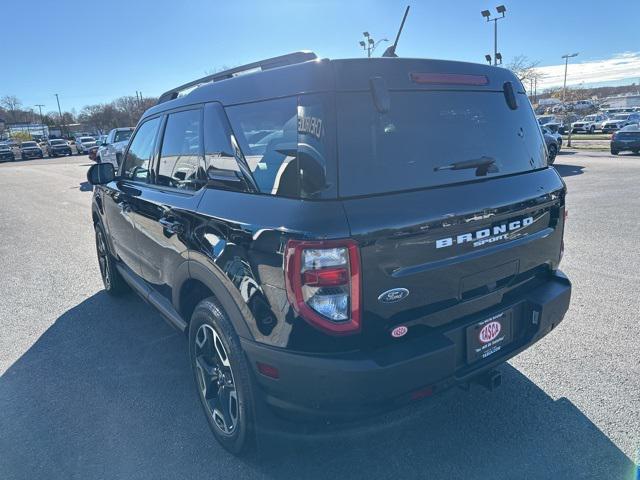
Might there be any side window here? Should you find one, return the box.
[122,117,161,182]
[202,103,249,192]
[226,97,299,196]
[156,109,203,191]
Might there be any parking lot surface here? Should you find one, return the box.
[0,151,638,479]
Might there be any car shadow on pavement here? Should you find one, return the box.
[554,164,585,177]
[0,292,635,480]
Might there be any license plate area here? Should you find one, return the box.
[466,310,513,364]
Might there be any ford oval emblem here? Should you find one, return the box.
[378,288,409,303]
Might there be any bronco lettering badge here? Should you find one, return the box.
[436,216,534,249]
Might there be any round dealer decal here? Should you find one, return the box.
[479,321,501,344]
[391,326,408,338]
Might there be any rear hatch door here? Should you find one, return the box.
[333,59,566,341]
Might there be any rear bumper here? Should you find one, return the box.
[611,140,640,151]
[21,150,42,158]
[243,271,571,421]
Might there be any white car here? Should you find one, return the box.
[76,136,97,154]
[96,127,134,166]
[570,100,595,111]
[571,114,608,134]
[601,113,640,133]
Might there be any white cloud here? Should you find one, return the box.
[534,52,640,90]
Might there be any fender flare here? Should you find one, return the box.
[177,259,254,340]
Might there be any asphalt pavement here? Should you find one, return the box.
[0,151,638,479]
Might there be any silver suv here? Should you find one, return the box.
[96,128,134,166]
[75,136,97,154]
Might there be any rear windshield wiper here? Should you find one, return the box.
[434,156,497,176]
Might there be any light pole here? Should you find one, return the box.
[561,52,578,103]
[481,5,506,66]
[35,104,45,138]
[54,93,65,138]
[359,32,388,58]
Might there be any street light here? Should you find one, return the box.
[485,54,492,65]
[359,32,388,58]
[495,52,502,65]
[561,52,579,103]
[481,5,506,66]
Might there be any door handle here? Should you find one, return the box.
[159,217,184,235]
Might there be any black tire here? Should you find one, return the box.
[589,125,595,134]
[611,149,619,155]
[189,297,255,455]
[547,144,558,164]
[94,222,129,295]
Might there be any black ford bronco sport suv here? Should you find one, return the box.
[87,52,571,454]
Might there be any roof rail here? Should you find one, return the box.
[157,51,318,105]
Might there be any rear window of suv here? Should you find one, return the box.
[336,90,546,197]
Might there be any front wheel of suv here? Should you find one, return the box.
[189,297,255,455]
[94,222,129,295]
[548,144,558,164]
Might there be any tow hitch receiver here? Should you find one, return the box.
[474,369,502,391]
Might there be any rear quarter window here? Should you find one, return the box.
[226,95,336,199]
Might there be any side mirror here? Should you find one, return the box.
[87,163,115,185]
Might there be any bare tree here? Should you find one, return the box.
[506,55,543,85]
[1,95,24,123]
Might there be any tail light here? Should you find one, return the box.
[284,239,361,335]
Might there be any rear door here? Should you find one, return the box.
[102,116,162,275]
[335,74,565,340]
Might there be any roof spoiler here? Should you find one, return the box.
[157,51,318,105]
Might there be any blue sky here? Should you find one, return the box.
[3,0,639,113]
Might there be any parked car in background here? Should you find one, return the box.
[46,139,73,157]
[570,100,595,111]
[19,141,44,159]
[542,126,562,149]
[610,124,640,155]
[601,113,640,133]
[543,128,560,164]
[75,136,98,154]
[0,143,15,162]
[537,115,563,133]
[96,127,134,166]
[571,114,608,134]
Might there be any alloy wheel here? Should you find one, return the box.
[194,324,239,435]
[95,229,111,289]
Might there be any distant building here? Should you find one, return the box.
[7,123,49,139]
